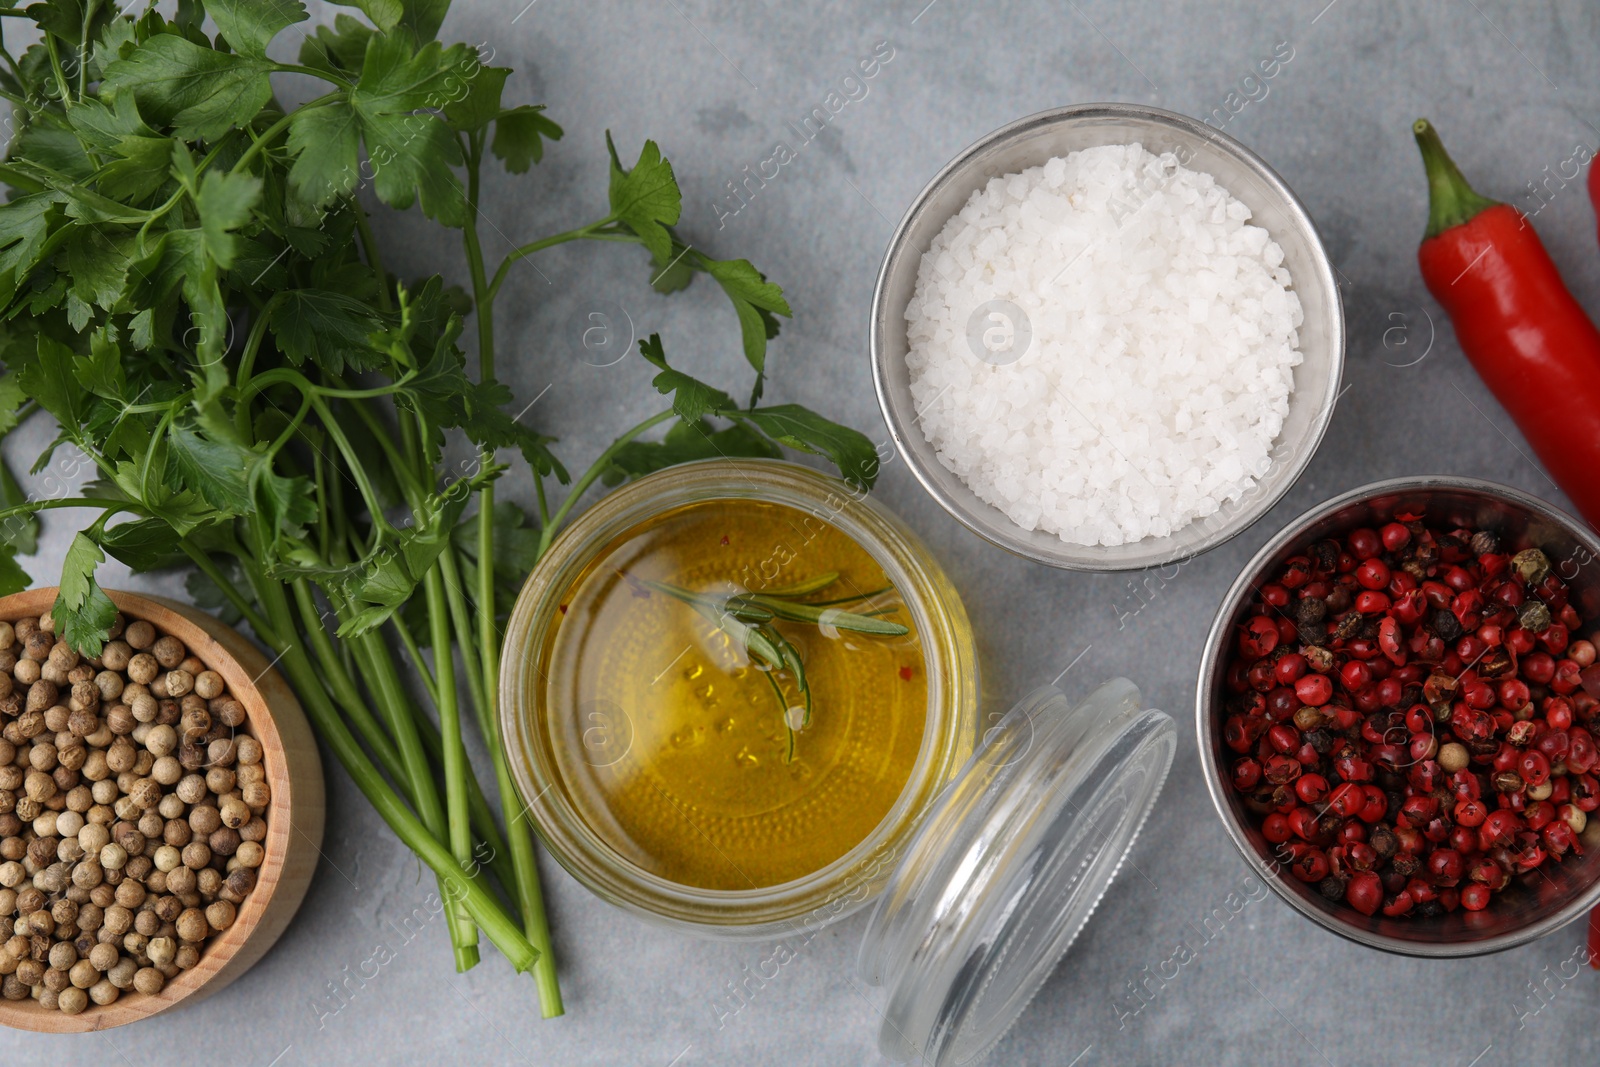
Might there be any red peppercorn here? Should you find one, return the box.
[1295,674,1333,707]
[1346,871,1383,915]
[1274,654,1307,685]
[1547,698,1576,732]
[1295,774,1330,804]
[1426,848,1464,886]
[1524,652,1556,685]
[1327,782,1366,819]
[1479,810,1521,849]
[1260,582,1290,609]
[1525,800,1557,831]
[1568,730,1596,773]
[1453,798,1488,827]
[1359,786,1388,823]
[1498,678,1531,709]
[1287,807,1319,842]
[1552,659,1583,695]
[1518,749,1551,787]
[1355,558,1391,590]
[1232,758,1262,791]
[1339,661,1372,692]
[1239,614,1280,659]
[1290,849,1330,883]
[1348,529,1382,561]
[1267,724,1300,755]
[1262,813,1292,843]
[1461,883,1492,911]
[1355,590,1391,614]
[1380,523,1411,552]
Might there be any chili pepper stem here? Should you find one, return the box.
[1413,118,1502,239]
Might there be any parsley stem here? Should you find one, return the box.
[425,566,480,967]
[485,216,617,303]
[307,396,394,537]
[255,576,539,970]
[536,408,675,560]
[461,130,563,1015]
[181,545,279,645]
[76,0,94,100]
[42,33,71,108]
[351,626,481,970]
[230,93,342,176]
[353,203,393,313]
[0,497,136,523]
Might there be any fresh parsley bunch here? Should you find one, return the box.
[0,0,880,1011]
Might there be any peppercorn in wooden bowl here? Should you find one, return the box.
[0,588,323,1032]
[1198,477,1600,957]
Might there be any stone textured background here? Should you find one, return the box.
[5,0,1600,1063]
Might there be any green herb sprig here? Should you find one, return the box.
[0,0,883,1013]
[634,571,907,761]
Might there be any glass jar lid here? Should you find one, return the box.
[857,678,1175,1065]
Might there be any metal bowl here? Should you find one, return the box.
[1198,476,1600,957]
[870,103,1344,571]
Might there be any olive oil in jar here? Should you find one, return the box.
[540,497,928,890]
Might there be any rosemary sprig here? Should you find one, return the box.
[630,571,908,760]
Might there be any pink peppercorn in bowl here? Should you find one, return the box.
[1197,476,1600,957]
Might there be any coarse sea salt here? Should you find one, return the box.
[904,142,1303,547]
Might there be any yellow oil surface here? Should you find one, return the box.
[540,497,928,890]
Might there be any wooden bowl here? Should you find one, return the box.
[0,588,324,1032]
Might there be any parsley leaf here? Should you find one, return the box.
[166,423,253,514]
[347,33,472,225]
[194,171,261,271]
[268,289,387,373]
[603,417,780,485]
[698,254,790,389]
[329,0,402,33]
[606,134,680,263]
[492,105,562,173]
[98,517,185,571]
[53,531,117,656]
[637,333,733,422]
[0,546,26,598]
[739,405,880,490]
[207,0,309,57]
[100,35,273,142]
[444,65,506,131]
[0,458,38,555]
[285,101,362,212]
[632,335,880,489]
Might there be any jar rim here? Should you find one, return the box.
[498,458,980,937]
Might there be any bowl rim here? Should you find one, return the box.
[1196,474,1600,957]
[0,588,311,1031]
[870,101,1345,571]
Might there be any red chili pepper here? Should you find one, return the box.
[1413,119,1600,530]
[1590,153,1600,248]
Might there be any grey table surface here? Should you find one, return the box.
[5,0,1600,1063]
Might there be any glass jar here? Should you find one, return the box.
[499,458,980,937]
[501,459,1178,1065]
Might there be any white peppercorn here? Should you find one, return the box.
[106,957,135,990]
[67,958,96,988]
[56,986,87,1014]
[131,967,162,995]
[145,936,175,968]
